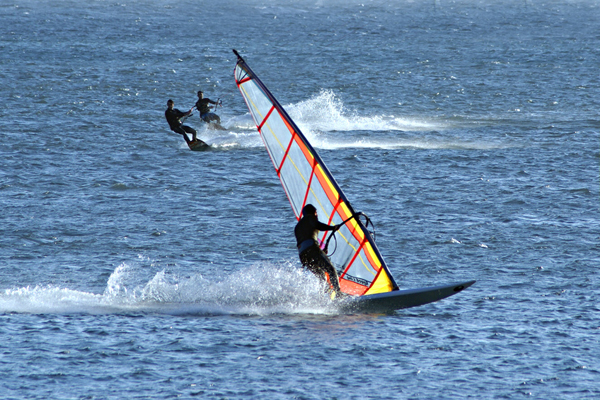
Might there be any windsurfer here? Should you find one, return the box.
[294,204,343,295]
[165,99,197,144]
[195,91,221,124]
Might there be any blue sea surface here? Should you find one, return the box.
[1,0,599,398]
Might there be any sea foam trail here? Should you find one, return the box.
[0,262,337,316]
[287,89,441,133]
[205,90,510,150]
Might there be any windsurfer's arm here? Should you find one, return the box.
[316,221,338,232]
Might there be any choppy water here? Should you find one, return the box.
[1,0,599,398]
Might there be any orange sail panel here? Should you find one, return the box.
[233,50,398,296]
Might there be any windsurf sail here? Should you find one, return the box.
[233,50,398,296]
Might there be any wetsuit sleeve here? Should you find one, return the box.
[315,221,336,231]
[295,217,337,247]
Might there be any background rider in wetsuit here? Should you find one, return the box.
[294,204,343,295]
[165,99,197,144]
[195,91,221,124]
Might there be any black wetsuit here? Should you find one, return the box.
[195,98,221,123]
[165,107,196,142]
[294,215,341,293]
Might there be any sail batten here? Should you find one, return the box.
[234,50,398,296]
[277,134,295,175]
[258,106,275,131]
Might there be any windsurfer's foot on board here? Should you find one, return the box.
[165,99,198,143]
[195,90,221,125]
[295,204,343,296]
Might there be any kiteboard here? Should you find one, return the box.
[337,280,476,313]
[187,138,210,151]
[174,112,209,151]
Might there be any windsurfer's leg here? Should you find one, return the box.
[300,249,327,283]
[301,247,341,293]
[310,266,327,282]
[318,256,341,293]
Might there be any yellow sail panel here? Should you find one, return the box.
[364,269,395,295]
[233,50,398,296]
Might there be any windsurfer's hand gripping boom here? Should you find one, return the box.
[324,212,369,255]
[335,212,366,231]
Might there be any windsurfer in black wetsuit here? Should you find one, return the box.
[195,91,221,124]
[165,99,197,144]
[294,204,343,295]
